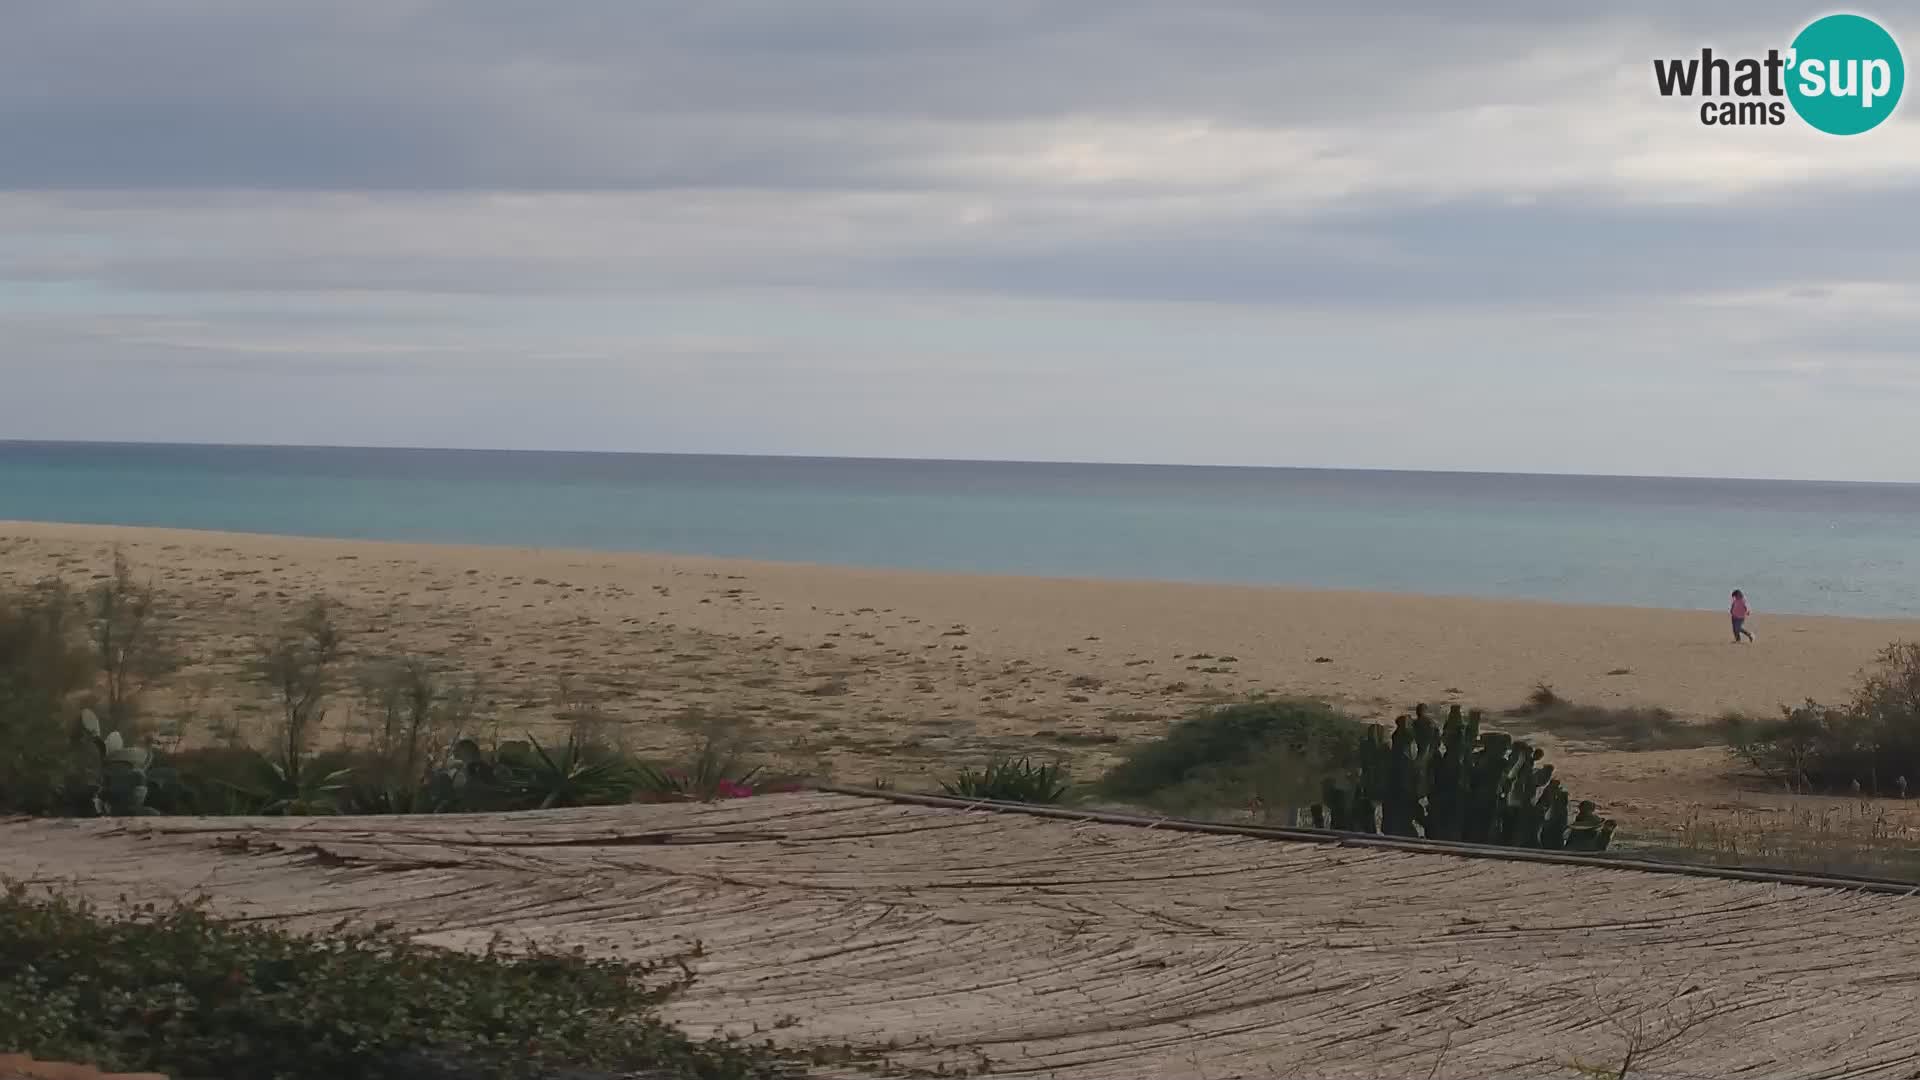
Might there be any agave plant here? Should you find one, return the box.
[499,733,635,810]
[940,756,1070,804]
[632,736,764,803]
[214,749,352,815]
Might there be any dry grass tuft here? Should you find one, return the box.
[1501,683,1718,752]
[1620,799,1920,879]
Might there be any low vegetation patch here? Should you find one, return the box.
[0,884,797,1080]
[940,756,1070,804]
[1088,699,1616,850]
[1093,699,1367,817]
[634,727,795,803]
[16,551,1920,877]
[1502,684,1717,752]
[1,577,129,815]
[0,560,799,820]
[1719,642,1920,795]
[1621,802,1920,880]
[1032,727,1122,747]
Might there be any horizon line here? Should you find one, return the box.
[4,436,1917,489]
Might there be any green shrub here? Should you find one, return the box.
[144,732,770,817]
[1721,700,1870,793]
[0,883,794,1080]
[941,756,1070,804]
[1847,641,1920,786]
[253,596,344,786]
[1095,700,1366,815]
[0,581,96,815]
[83,550,178,732]
[332,733,645,814]
[1721,642,1920,794]
[348,657,483,812]
[154,745,282,815]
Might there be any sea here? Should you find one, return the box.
[3,441,1919,618]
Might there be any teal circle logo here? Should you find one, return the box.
[1787,14,1904,135]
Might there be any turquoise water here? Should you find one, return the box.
[3,441,1919,617]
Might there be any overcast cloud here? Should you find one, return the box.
[3,1,1917,480]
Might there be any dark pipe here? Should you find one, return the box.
[815,784,1920,898]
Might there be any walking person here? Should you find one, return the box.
[1730,589,1754,643]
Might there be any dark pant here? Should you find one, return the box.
[1732,617,1752,641]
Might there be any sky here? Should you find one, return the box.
[3,2,1919,482]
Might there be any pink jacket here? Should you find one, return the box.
[1731,596,1749,619]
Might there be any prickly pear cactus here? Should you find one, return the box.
[1379,719,1418,836]
[1566,800,1617,852]
[80,708,166,816]
[1309,703,1615,852]
[1539,786,1571,851]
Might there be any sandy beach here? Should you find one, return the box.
[6,520,1919,830]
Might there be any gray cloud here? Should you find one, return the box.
[856,189,1920,306]
[4,1,1919,479]
[7,184,1916,309]
[0,0,1850,190]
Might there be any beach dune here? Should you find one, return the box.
[4,520,1917,818]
